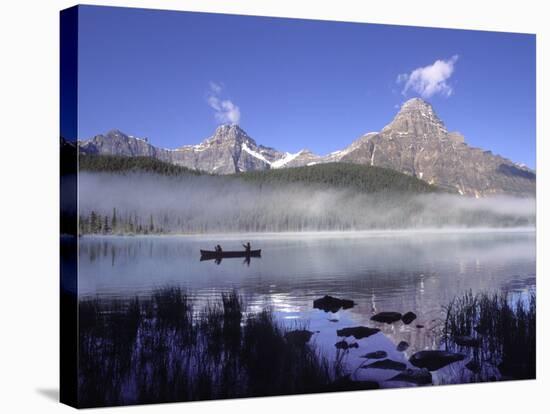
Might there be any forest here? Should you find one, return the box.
[78,155,535,235]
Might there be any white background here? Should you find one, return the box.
[0,0,547,412]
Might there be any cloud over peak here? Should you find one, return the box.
[207,82,241,125]
[397,55,459,99]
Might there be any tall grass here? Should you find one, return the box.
[78,288,341,407]
[443,290,535,380]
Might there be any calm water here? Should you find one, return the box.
[79,230,535,386]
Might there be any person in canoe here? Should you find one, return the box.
[215,244,223,253]
[242,242,251,254]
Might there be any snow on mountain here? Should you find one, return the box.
[78,98,535,196]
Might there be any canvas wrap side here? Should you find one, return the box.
[60,5,79,408]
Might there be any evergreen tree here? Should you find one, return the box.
[128,215,134,233]
[90,211,98,234]
[111,208,117,233]
[149,214,155,233]
[103,215,110,234]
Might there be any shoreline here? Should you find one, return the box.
[78,226,536,240]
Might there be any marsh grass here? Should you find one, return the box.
[78,288,340,407]
[443,290,535,381]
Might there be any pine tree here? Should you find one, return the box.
[103,215,110,234]
[149,214,155,233]
[128,215,134,234]
[111,208,117,233]
[90,211,98,234]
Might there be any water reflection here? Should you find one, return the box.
[78,230,535,386]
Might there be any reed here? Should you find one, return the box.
[78,289,337,407]
[443,290,535,380]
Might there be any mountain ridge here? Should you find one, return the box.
[78,98,535,197]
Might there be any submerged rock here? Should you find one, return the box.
[337,326,380,339]
[454,335,482,348]
[361,350,388,359]
[401,311,417,325]
[409,350,466,371]
[335,340,359,350]
[313,295,355,313]
[371,312,402,324]
[388,368,433,385]
[364,359,407,371]
[284,329,314,346]
[397,341,409,352]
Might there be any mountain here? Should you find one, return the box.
[80,126,315,174]
[79,98,535,196]
[330,98,535,197]
[79,130,172,162]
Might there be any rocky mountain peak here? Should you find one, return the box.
[208,124,254,145]
[382,97,446,136]
[400,97,434,112]
[78,99,535,196]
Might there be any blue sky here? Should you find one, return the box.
[77,5,536,168]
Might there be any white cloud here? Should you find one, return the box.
[397,55,459,99]
[207,82,241,125]
[209,81,222,94]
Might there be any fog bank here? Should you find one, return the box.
[78,172,535,233]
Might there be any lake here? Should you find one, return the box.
[78,229,535,387]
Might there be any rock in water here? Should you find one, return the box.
[284,330,314,346]
[371,312,402,324]
[335,340,359,350]
[313,295,355,313]
[397,341,409,352]
[388,368,433,385]
[361,350,388,359]
[409,350,466,371]
[364,359,407,371]
[337,326,380,339]
[401,311,417,325]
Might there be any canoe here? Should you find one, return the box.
[200,249,261,259]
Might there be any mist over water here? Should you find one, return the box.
[79,172,535,232]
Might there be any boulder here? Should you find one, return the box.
[284,329,314,346]
[364,359,407,371]
[409,350,465,371]
[361,350,388,359]
[388,368,433,385]
[337,326,380,339]
[401,311,417,325]
[371,312,402,324]
[313,295,355,313]
[335,340,359,350]
[397,341,409,352]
